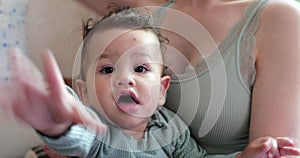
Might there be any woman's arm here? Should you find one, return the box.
[250,0,300,144]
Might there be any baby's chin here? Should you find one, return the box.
[108,116,149,132]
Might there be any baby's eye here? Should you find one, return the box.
[134,65,148,73]
[100,66,115,74]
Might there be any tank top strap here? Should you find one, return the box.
[237,0,269,92]
[152,0,176,27]
[237,0,269,40]
[162,0,176,7]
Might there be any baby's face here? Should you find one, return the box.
[81,29,170,132]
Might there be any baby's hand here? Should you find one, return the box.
[6,49,106,137]
[237,137,300,158]
[268,137,300,157]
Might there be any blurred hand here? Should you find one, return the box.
[6,49,106,137]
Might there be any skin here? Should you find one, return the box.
[78,0,300,146]
[6,0,300,156]
[6,48,300,157]
[8,49,106,137]
[43,136,300,158]
[76,29,170,139]
[6,30,300,158]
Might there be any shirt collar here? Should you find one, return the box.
[147,107,168,129]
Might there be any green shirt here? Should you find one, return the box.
[40,107,238,158]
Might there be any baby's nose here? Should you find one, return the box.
[116,71,136,87]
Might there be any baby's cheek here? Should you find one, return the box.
[140,83,161,115]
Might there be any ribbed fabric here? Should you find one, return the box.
[39,106,239,158]
[164,0,269,154]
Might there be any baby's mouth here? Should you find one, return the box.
[116,92,140,113]
[118,94,139,104]
[118,92,139,104]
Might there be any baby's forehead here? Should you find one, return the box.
[88,28,162,59]
[92,28,159,44]
[100,48,156,59]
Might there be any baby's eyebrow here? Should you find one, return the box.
[96,51,114,61]
[131,52,152,59]
[95,50,155,64]
[98,52,112,59]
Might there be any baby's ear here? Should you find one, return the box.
[158,75,171,106]
[76,79,89,105]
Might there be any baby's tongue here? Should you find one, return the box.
[117,95,138,113]
[119,95,135,103]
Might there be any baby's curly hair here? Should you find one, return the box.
[82,5,131,40]
[79,5,169,80]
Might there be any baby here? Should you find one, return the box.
[6,7,300,158]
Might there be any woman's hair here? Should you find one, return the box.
[79,5,168,80]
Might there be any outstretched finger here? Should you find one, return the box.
[42,50,74,121]
[42,50,67,100]
[10,48,45,91]
[42,50,106,134]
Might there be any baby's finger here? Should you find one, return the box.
[276,137,298,147]
[43,51,67,103]
[266,137,280,158]
[43,50,67,100]
[279,146,300,156]
[42,50,73,120]
[10,48,45,90]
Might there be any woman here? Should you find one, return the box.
[46,0,300,156]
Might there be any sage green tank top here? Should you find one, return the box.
[161,0,269,154]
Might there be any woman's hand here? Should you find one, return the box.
[6,49,106,137]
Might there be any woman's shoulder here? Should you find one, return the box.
[256,0,300,47]
[261,0,300,20]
